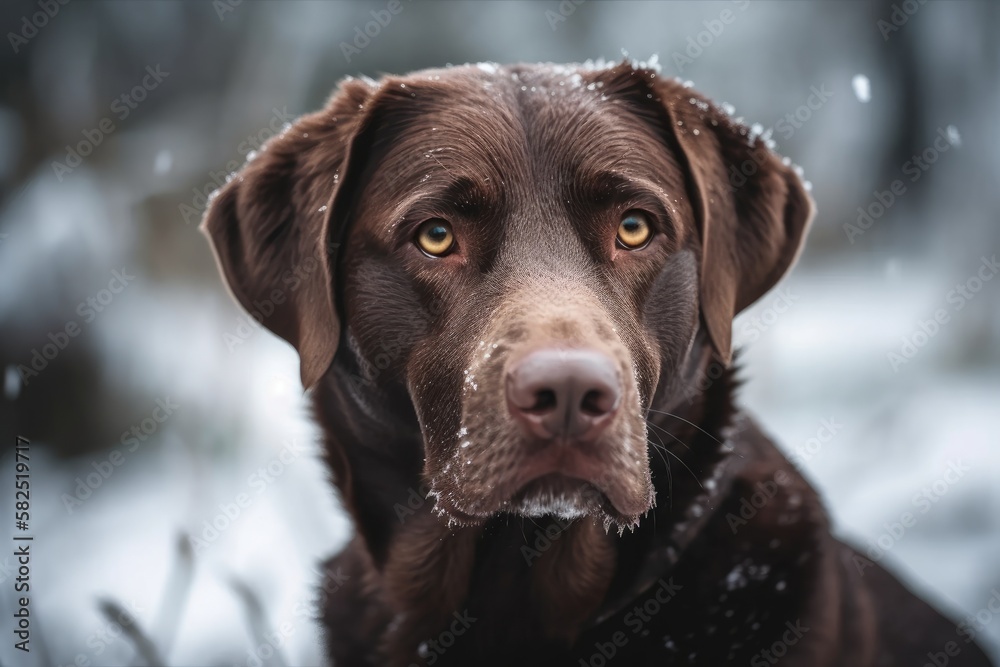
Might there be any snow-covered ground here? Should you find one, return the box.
[0,283,347,667]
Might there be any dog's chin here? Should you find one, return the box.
[432,473,649,532]
[507,473,606,521]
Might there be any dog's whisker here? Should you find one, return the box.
[647,434,703,491]
[645,419,694,452]
[645,407,725,445]
[663,447,704,492]
[646,431,673,508]
[645,433,671,473]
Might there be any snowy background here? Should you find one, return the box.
[1,1,998,665]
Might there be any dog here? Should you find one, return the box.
[203,60,994,666]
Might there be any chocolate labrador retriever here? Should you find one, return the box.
[203,61,994,666]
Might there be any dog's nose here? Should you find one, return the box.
[506,348,621,443]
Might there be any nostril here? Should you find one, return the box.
[531,389,558,413]
[580,389,609,417]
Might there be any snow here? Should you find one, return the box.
[4,365,20,400]
[946,124,962,147]
[628,52,662,74]
[725,564,748,591]
[153,149,173,175]
[852,74,871,103]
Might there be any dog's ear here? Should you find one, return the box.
[606,66,814,363]
[202,78,380,388]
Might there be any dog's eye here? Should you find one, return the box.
[415,219,455,257]
[617,211,652,249]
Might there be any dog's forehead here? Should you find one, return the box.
[353,63,686,240]
[369,63,677,191]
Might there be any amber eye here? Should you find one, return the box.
[415,219,455,256]
[617,211,653,249]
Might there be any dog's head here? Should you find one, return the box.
[204,62,812,532]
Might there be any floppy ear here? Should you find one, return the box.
[202,78,379,388]
[649,73,814,363]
